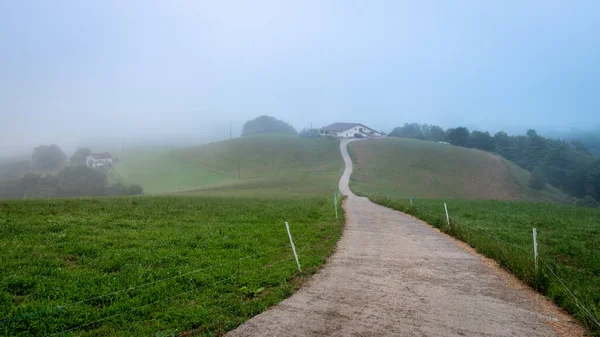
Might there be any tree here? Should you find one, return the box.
[571,140,592,156]
[298,128,315,138]
[468,130,494,151]
[32,144,67,170]
[389,123,424,139]
[241,116,297,137]
[429,125,447,141]
[529,166,547,190]
[522,129,547,170]
[56,166,107,196]
[584,159,600,200]
[70,148,92,166]
[446,127,470,146]
[493,131,515,160]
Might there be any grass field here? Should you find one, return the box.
[348,138,599,332]
[114,135,343,197]
[0,196,343,336]
[111,149,228,194]
[349,138,571,202]
[367,197,600,333]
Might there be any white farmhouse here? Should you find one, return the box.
[86,153,113,168]
[319,123,384,138]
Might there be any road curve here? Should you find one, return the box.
[227,139,581,337]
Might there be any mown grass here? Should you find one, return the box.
[349,138,571,203]
[113,135,343,197]
[0,195,343,336]
[111,150,229,194]
[368,196,600,334]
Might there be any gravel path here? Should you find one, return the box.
[228,140,582,337]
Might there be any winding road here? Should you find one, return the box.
[228,140,582,337]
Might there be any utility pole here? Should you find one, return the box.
[230,121,232,140]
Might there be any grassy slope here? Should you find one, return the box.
[347,138,597,332]
[111,149,228,194]
[114,135,343,197]
[1,135,345,336]
[0,196,343,336]
[349,138,570,202]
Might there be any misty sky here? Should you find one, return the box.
[1,0,599,156]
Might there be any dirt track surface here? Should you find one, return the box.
[227,139,582,337]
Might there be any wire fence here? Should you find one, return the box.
[0,218,342,337]
[368,194,600,332]
[5,191,597,335]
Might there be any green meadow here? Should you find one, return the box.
[349,138,571,203]
[1,134,346,336]
[114,135,343,197]
[0,196,343,336]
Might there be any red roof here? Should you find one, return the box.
[90,152,112,159]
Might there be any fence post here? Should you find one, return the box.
[334,193,338,219]
[410,196,413,207]
[444,202,450,226]
[285,222,302,272]
[533,228,538,273]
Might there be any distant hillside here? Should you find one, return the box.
[349,138,571,203]
[544,129,600,157]
[114,134,343,197]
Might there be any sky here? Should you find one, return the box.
[1,0,599,156]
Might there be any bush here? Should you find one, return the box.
[0,167,143,199]
[529,167,547,190]
[576,195,599,208]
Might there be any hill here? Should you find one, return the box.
[349,138,571,202]
[114,135,343,197]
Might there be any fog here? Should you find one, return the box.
[1,0,599,157]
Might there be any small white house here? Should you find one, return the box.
[86,153,113,168]
[319,123,384,138]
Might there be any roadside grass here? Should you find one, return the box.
[368,196,600,334]
[349,138,571,203]
[0,195,343,336]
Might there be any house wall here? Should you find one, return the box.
[320,125,384,138]
[338,126,383,138]
[86,157,113,168]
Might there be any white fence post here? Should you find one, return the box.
[444,202,450,226]
[410,196,413,207]
[533,228,538,273]
[285,222,302,272]
[334,193,338,219]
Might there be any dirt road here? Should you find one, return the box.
[228,140,581,337]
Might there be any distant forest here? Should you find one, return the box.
[0,145,142,199]
[389,123,600,205]
[544,129,600,157]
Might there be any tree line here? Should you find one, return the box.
[0,145,143,199]
[545,129,600,157]
[389,123,600,205]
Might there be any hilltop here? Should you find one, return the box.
[349,137,571,202]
